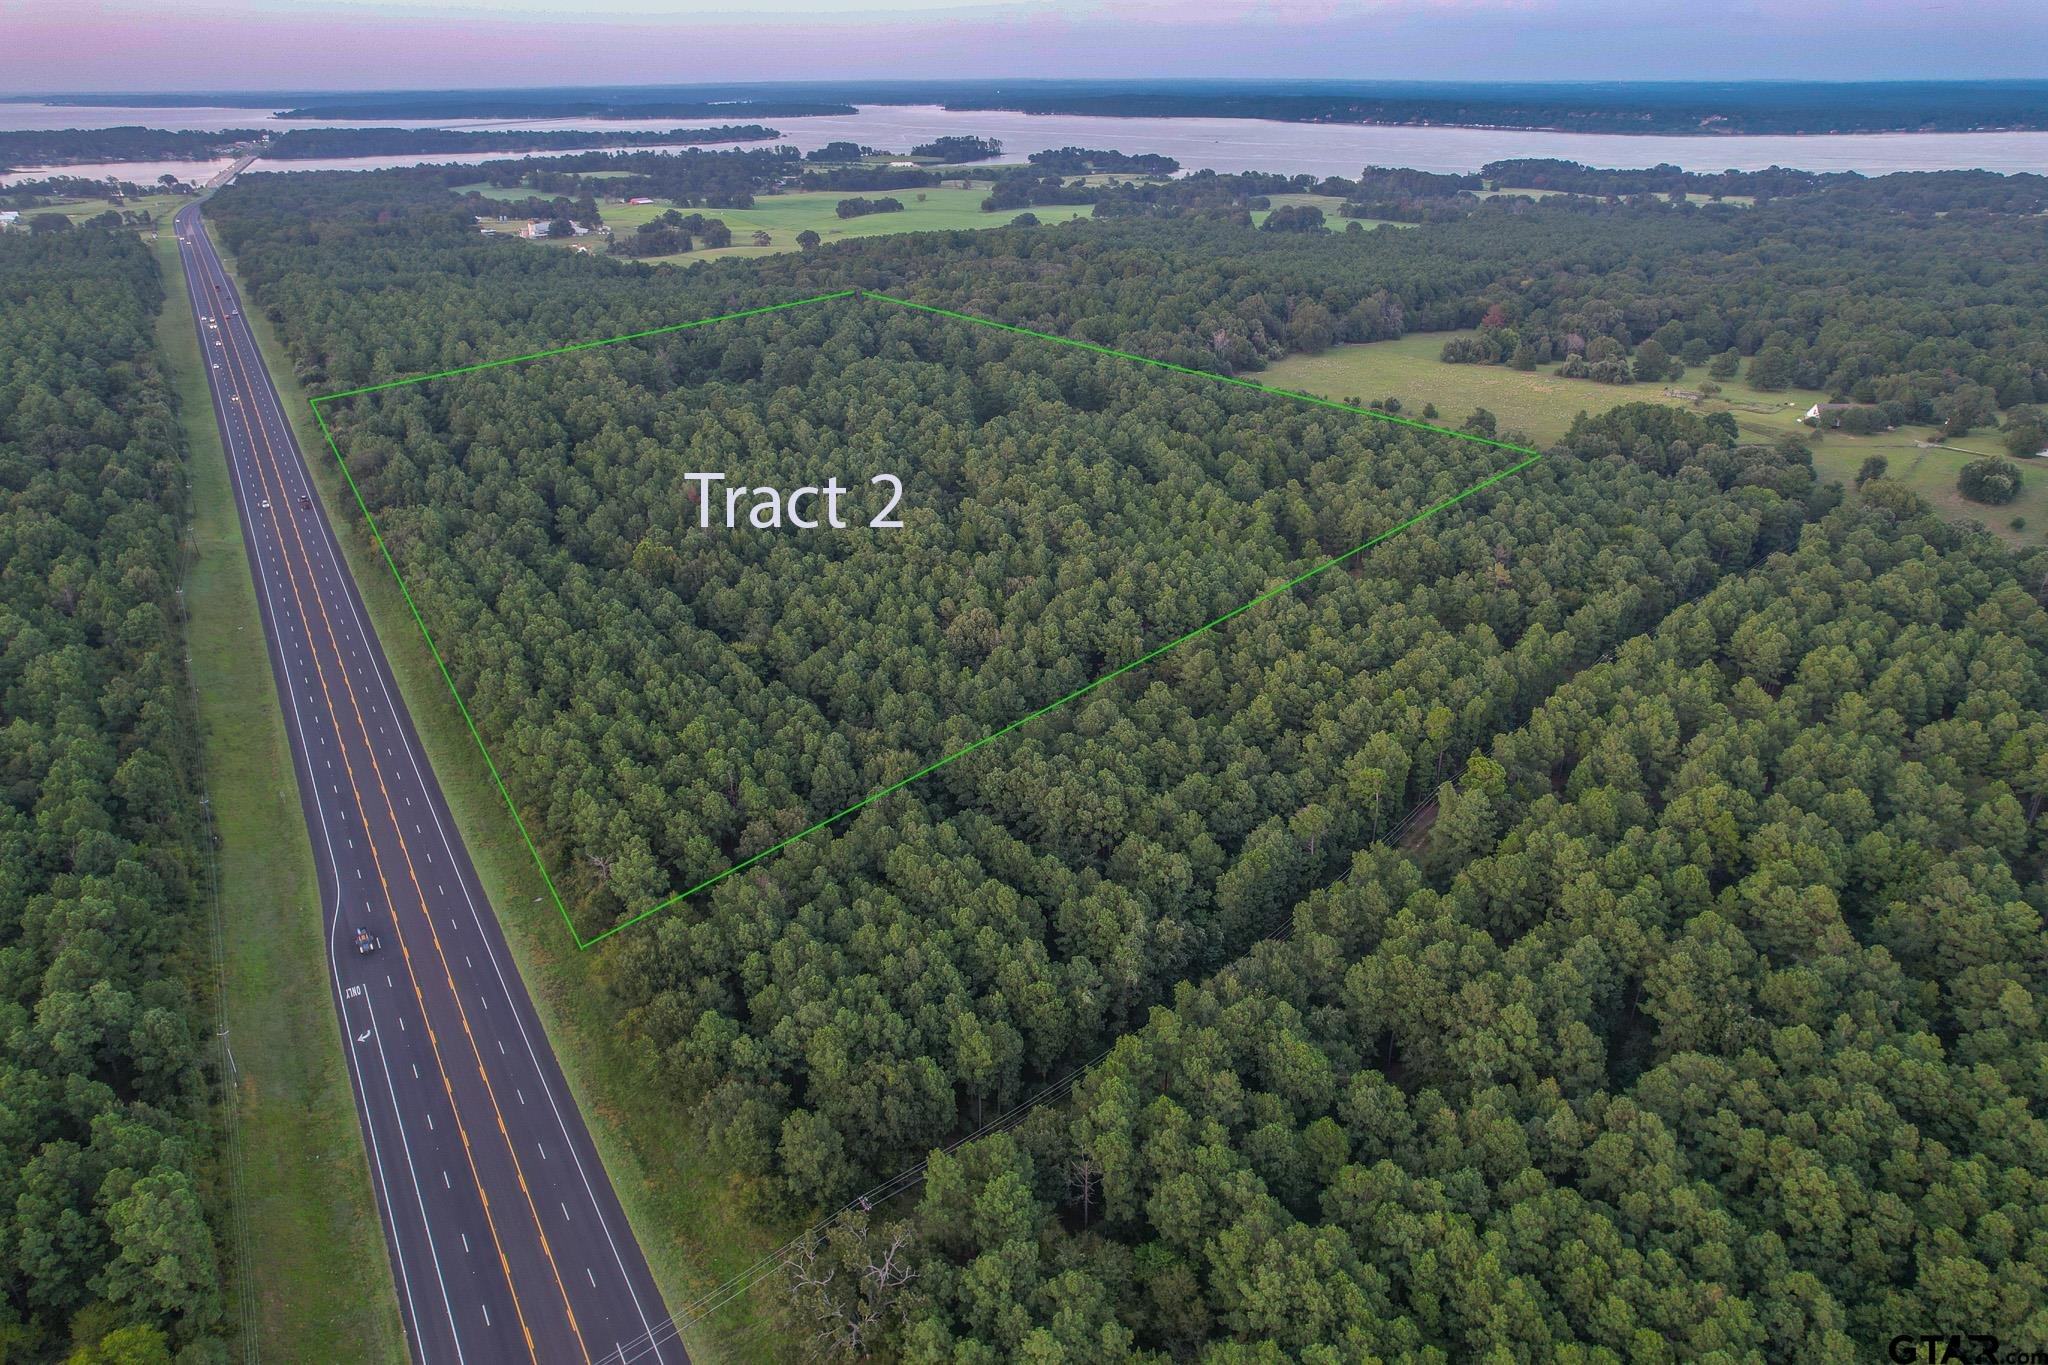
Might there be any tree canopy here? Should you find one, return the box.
[0,231,225,1359]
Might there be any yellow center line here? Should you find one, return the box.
[196,241,565,1359]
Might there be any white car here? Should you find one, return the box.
[260,499,271,509]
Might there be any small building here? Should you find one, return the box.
[627,197,655,205]
[0,210,18,228]
[1803,402,1858,424]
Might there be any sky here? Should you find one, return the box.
[5,0,2043,91]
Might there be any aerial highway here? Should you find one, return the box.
[173,201,675,1365]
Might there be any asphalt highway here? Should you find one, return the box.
[174,201,675,1365]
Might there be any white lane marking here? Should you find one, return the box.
[239,235,662,1356]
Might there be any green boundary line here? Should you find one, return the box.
[308,289,1545,949]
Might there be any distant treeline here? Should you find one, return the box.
[986,158,2048,223]
[1339,160,2048,219]
[274,97,850,120]
[455,146,803,208]
[262,125,780,159]
[1027,146,1180,175]
[801,165,938,192]
[412,148,2048,230]
[0,125,256,171]
[940,80,2048,134]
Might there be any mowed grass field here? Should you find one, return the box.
[17,190,193,228]
[461,181,1091,264]
[1262,330,2045,548]
[1249,192,1413,231]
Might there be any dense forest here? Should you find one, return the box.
[0,233,226,1358]
[886,491,2048,1360]
[203,162,2048,1359]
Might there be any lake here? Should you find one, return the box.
[4,100,2045,183]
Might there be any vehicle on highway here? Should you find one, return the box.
[260,499,270,509]
[299,494,313,510]
[354,927,380,955]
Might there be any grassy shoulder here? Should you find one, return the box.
[212,232,804,1364]
[152,227,409,1363]
[1261,330,2045,547]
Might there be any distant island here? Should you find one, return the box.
[272,97,852,120]
[935,80,2048,135]
[0,126,261,171]
[0,125,783,174]
[260,125,781,158]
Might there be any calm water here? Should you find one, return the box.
[5,100,2045,182]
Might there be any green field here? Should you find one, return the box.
[1262,330,2045,547]
[462,181,1091,265]
[214,236,806,1363]
[153,228,409,1363]
[26,190,194,228]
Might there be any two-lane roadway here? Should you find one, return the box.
[174,201,674,1365]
